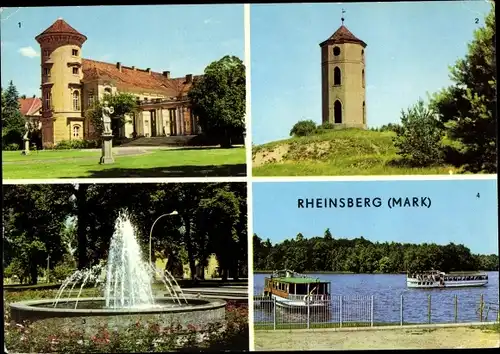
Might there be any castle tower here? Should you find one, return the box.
[319,19,367,128]
[36,18,87,146]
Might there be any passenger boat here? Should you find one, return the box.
[263,269,331,308]
[407,270,488,288]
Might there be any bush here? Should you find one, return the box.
[52,263,76,282]
[393,99,444,167]
[3,143,20,151]
[290,120,317,137]
[52,139,100,150]
[4,259,28,284]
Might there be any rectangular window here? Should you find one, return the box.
[43,68,50,77]
[43,49,49,57]
[88,93,95,107]
[72,67,79,75]
[72,49,79,56]
[44,91,51,110]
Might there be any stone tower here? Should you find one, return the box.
[319,21,367,128]
[36,18,87,146]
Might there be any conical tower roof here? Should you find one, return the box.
[35,18,87,43]
[320,25,366,48]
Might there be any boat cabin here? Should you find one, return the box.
[264,270,331,301]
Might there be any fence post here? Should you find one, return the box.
[307,297,310,329]
[400,294,404,326]
[427,294,431,324]
[273,296,276,330]
[339,296,343,328]
[454,295,458,323]
[370,295,374,327]
[479,294,484,322]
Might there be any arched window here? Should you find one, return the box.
[334,100,342,124]
[361,49,365,62]
[363,101,366,124]
[73,125,81,138]
[104,87,112,95]
[333,46,341,56]
[72,91,80,111]
[334,67,341,86]
[362,69,365,88]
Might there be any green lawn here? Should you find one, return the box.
[2,147,246,178]
[252,129,461,176]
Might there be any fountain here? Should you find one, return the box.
[9,214,226,333]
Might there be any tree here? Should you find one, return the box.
[393,99,444,167]
[85,92,138,137]
[188,55,246,148]
[290,120,317,137]
[324,228,333,241]
[430,5,496,173]
[2,81,25,149]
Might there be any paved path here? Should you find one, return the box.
[254,324,500,350]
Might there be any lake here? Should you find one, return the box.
[253,272,499,324]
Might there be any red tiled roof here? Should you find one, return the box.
[82,59,199,97]
[19,97,42,116]
[321,25,367,48]
[37,18,87,40]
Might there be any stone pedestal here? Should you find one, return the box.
[21,138,30,155]
[99,134,114,164]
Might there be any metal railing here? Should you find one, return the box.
[253,293,499,330]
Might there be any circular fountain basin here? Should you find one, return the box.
[10,296,226,334]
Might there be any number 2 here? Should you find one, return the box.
[475,18,479,24]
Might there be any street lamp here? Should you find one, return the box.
[149,211,178,267]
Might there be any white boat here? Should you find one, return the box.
[407,270,488,288]
[263,269,331,308]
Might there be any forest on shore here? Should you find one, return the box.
[253,230,499,274]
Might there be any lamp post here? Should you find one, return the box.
[46,255,50,284]
[149,211,178,267]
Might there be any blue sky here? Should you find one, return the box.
[250,1,493,145]
[253,179,498,255]
[0,5,244,97]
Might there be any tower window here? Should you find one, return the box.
[43,49,49,57]
[361,49,365,61]
[363,101,366,125]
[333,46,341,56]
[73,125,81,138]
[43,68,50,77]
[72,49,79,56]
[72,67,79,75]
[362,69,365,88]
[334,100,342,124]
[44,91,52,110]
[88,92,95,107]
[72,91,80,111]
[334,67,341,86]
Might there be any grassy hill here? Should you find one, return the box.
[252,128,458,176]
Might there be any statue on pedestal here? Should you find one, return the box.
[23,121,30,141]
[101,101,115,135]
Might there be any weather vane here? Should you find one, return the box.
[341,9,346,25]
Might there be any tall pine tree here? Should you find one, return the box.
[2,81,25,149]
[430,4,496,173]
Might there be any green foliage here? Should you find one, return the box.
[253,232,498,274]
[3,143,20,151]
[2,81,26,149]
[393,99,444,167]
[429,5,496,173]
[84,92,138,137]
[49,139,100,150]
[188,55,246,148]
[290,120,317,137]
[4,258,29,283]
[52,262,77,282]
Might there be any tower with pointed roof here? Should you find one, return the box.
[36,18,87,146]
[319,21,367,129]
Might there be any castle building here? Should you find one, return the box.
[319,21,367,128]
[35,18,202,147]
